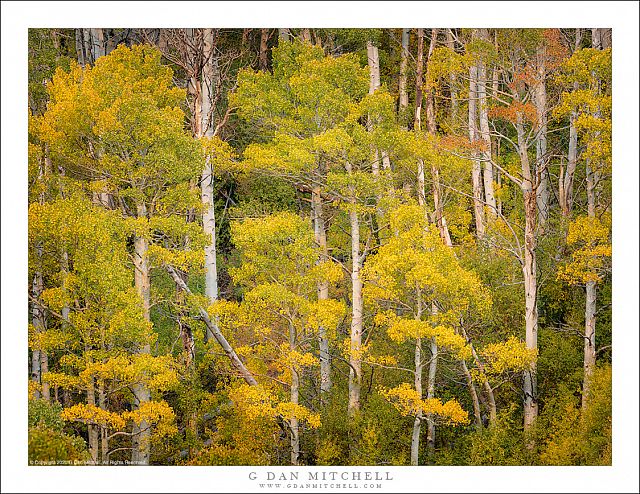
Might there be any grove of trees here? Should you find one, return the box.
[27,27,612,467]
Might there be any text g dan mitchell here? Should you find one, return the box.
[249,471,393,481]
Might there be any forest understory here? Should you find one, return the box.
[27,27,612,466]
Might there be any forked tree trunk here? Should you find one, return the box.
[460,359,482,428]
[424,33,453,245]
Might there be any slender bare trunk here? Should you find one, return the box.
[583,279,597,408]
[425,336,438,454]
[445,29,458,126]
[31,267,44,399]
[469,63,485,238]
[464,333,497,425]
[410,336,423,466]
[259,29,269,71]
[534,44,549,229]
[516,118,539,430]
[346,160,362,417]
[398,29,410,119]
[431,164,453,246]
[289,322,300,465]
[582,32,606,409]
[561,110,579,217]
[312,184,331,397]
[98,380,108,464]
[410,287,424,466]
[86,374,99,464]
[476,29,497,219]
[131,202,151,465]
[424,29,439,135]
[460,359,482,428]
[415,28,424,130]
[201,28,220,340]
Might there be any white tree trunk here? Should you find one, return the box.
[399,29,410,119]
[468,63,485,238]
[414,29,424,130]
[131,202,152,465]
[289,322,300,465]
[445,29,458,126]
[410,336,423,466]
[425,336,438,454]
[201,29,219,345]
[534,44,549,229]
[346,160,363,417]
[516,119,539,430]
[312,185,332,398]
[476,29,497,219]
[561,101,579,217]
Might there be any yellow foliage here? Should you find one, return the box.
[558,215,611,285]
[478,336,537,376]
[62,404,126,429]
[381,383,469,425]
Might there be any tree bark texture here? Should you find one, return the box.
[346,160,363,417]
[312,184,332,398]
[468,63,485,238]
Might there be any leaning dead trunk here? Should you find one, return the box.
[166,265,258,386]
